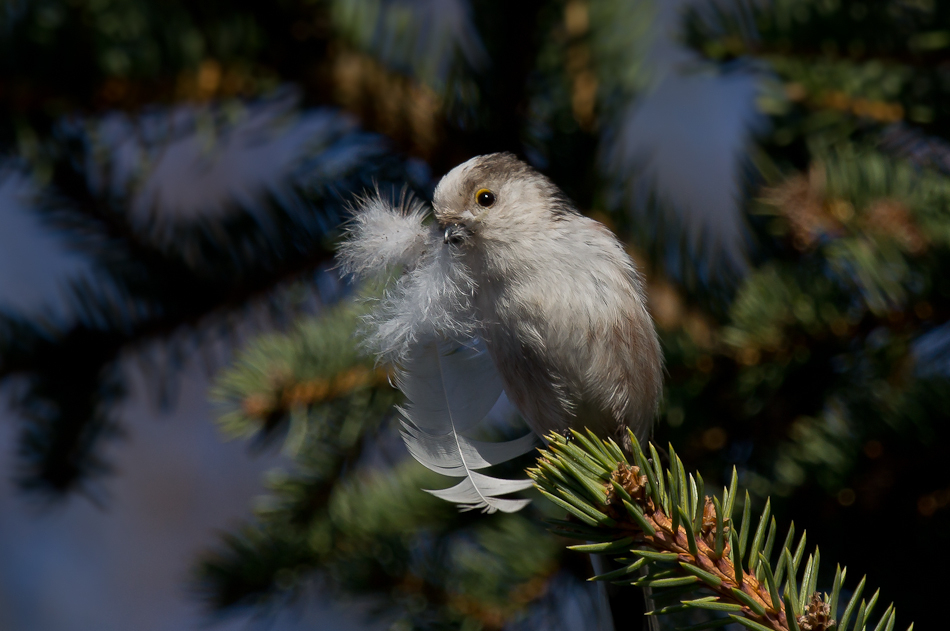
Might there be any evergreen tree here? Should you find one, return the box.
[0,0,945,629]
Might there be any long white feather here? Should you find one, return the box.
[337,192,540,513]
[396,338,538,513]
[400,424,538,475]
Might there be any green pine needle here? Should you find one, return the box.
[739,491,752,562]
[724,467,739,525]
[647,601,699,616]
[556,453,612,504]
[630,437,658,501]
[785,593,802,631]
[792,532,808,578]
[673,445,689,513]
[774,523,796,587]
[570,429,616,470]
[729,613,774,631]
[839,575,867,631]
[852,599,869,631]
[689,473,701,529]
[803,548,820,610]
[533,433,911,631]
[760,518,778,576]
[603,436,628,466]
[557,440,611,480]
[678,505,700,557]
[799,553,816,612]
[631,549,679,561]
[730,587,768,617]
[567,537,636,554]
[693,472,706,534]
[536,488,601,527]
[623,499,658,536]
[638,575,701,589]
[679,561,723,587]
[757,552,781,612]
[829,565,845,620]
[783,547,801,618]
[748,497,771,574]
[864,589,882,629]
[872,605,895,631]
[683,597,744,612]
[713,495,726,558]
[669,470,681,533]
[649,443,667,510]
[732,528,745,587]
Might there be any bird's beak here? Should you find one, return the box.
[443,223,467,245]
[436,206,477,244]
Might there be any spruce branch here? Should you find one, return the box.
[212,299,396,445]
[0,120,418,493]
[529,430,913,631]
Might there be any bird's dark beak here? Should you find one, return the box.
[443,223,468,245]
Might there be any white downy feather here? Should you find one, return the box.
[335,191,430,277]
[363,233,480,365]
[338,192,539,513]
[396,338,538,513]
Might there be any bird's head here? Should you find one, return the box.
[432,153,576,244]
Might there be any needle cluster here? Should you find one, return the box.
[529,430,912,631]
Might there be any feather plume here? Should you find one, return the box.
[338,191,480,364]
[364,233,480,364]
[336,190,430,278]
[337,192,539,513]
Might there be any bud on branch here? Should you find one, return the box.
[528,430,911,631]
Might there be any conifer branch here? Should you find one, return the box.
[0,128,412,493]
[529,430,913,631]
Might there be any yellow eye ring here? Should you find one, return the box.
[475,188,495,208]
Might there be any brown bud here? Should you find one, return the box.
[607,463,647,504]
[798,593,834,631]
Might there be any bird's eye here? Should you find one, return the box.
[475,188,495,208]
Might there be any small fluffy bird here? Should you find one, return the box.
[338,152,663,513]
[434,153,663,447]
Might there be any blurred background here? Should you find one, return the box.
[0,0,947,629]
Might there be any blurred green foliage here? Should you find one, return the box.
[2,0,949,629]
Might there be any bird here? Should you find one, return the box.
[337,152,663,513]
[432,152,663,450]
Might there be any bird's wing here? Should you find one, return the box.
[396,337,540,513]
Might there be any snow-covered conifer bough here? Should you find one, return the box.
[336,153,663,515]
